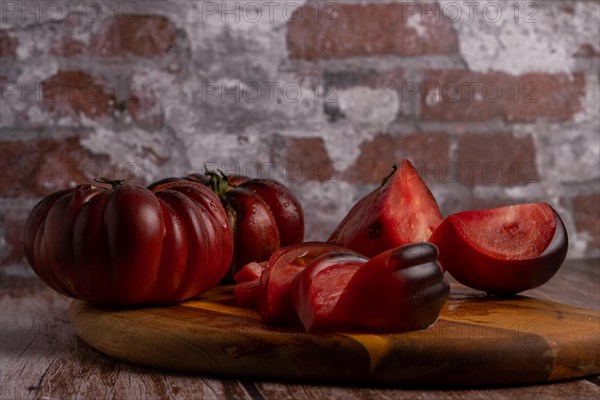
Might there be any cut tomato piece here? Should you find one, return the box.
[429,203,568,294]
[233,261,268,283]
[234,279,260,308]
[291,252,368,331]
[336,243,449,332]
[328,160,442,257]
[258,242,353,327]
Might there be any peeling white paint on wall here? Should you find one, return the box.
[450,0,600,74]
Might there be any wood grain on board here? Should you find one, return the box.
[70,284,600,386]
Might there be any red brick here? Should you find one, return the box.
[0,137,111,197]
[95,15,175,57]
[287,2,457,60]
[0,30,18,57]
[283,137,335,183]
[42,71,114,118]
[0,208,29,266]
[50,37,85,56]
[574,44,600,58]
[572,194,600,250]
[123,89,162,126]
[456,133,538,186]
[421,71,585,122]
[344,133,450,184]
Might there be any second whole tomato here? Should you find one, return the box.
[149,170,305,277]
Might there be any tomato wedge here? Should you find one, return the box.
[291,243,449,332]
[429,203,568,294]
[328,160,442,257]
[336,243,449,332]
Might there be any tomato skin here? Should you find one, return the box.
[336,243,449,332]
[149,173,305,277]
[430,203,568,295]
[240,180,304,248]
[223,188,280,271]
[328,160,442,257]
[24,181,233,306]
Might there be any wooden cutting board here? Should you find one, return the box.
[69,285,600,386]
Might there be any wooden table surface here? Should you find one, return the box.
[1,259,599,400]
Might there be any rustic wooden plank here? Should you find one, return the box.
[0,270,253,400]
[254,380,600,400]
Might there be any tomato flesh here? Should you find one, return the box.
[455,203,555,260]
[291,252,368,331]
[430,203,568,294]
[234,279,260,307]
[258,242,352,327]
[328,160,442,257]
[234,261,268,283]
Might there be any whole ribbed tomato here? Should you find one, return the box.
[23,178,233,305]
[149,170,304,277]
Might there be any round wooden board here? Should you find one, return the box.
[70,285,600,386]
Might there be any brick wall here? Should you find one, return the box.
[1,0,599,267]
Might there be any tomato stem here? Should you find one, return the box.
[204,168,230,197]
[93,177,126,189]
[380,164,398,187]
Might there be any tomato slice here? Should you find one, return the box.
[258,242,353,327]
[234,279,260,308]
[233,261,268,283]
[291,252,368,331]
[328,160,442,257]
[429,203,568,294]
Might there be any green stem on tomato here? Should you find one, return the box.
[93,177,126,189]
[204,167,230,197]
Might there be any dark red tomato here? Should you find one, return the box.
[291,252,368,331]
[328,160,442,257]
[258,242,352,327]
[335,243,449,332]
[149,171,304,277]
[429,203,568,295]
[24,178,233,306]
